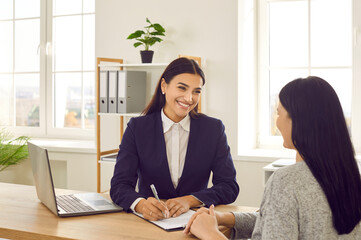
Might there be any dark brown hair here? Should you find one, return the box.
[142,57,205,118]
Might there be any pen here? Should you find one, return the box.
[150,184,160,201]
[150,184,169,217]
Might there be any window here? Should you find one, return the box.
[0,0,41,130]
[0,0,95,139]
[238,0,257,151]
[242,0,361,152]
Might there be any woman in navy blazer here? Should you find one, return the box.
[110,58,239,221]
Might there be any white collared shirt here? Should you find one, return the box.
[129,110,190,211]
[161,109,190,188]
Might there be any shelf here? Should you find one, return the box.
[98,112,141,117]
[98,160,116,164]
[98,62,169,67]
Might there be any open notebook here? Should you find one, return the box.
[133,210,195,231]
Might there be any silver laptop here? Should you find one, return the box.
[28,142,123,217]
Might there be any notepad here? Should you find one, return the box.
[133,210,195,231]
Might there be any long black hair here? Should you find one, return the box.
[279,76,361,234]
[142,57,205,118]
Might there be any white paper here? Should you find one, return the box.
[133,210,195,230]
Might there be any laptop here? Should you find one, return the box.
[28,142,123,217]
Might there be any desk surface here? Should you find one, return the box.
[0,182,257,240]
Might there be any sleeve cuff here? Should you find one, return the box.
[130,197,145,212]
[191,195,205,207]
[230,211,258,239]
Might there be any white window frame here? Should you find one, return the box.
[5,0,47,137]
[7,0,95,140]
[238,0,257,153]
[352,0,361,153]
[45,0,95,139]
[238,0,361,154]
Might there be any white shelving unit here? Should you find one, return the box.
[263,158,296,185]
[263,163,279,185]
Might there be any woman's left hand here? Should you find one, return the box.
[165,195,197,218]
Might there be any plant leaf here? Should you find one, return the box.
[133,42,143,48]
[127,30,145,39]
[0,131,30,172]
[137,38,149,44]
[152,37,163,42]
[150,32,165,36]
[153,24,165,32]
[148,39,157,46]
[146,17,152,24]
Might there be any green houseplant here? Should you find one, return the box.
[0,129,30,172]
[127,17,166,63]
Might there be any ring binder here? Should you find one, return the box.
[99,71,109,113]
[108,71,118,113]
[117,71,146,113]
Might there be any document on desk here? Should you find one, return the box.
[133,210,195,231]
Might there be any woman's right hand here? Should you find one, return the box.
[184,205,226,239]
[135,197,170,221]
[184,207,210,234]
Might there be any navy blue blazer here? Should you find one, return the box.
[110,111,239,212]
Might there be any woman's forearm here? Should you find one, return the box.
[217,212,236,228]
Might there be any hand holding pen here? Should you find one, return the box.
[150,184,170,218]
[135,189,169,221]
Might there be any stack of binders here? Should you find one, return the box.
[99,71,147,113]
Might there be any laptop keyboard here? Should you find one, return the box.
[57,195,95,213]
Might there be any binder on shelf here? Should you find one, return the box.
[117,71,147,113]
[100,154,117,162]
[117,71,126,113]
[108,71,118,113]
[99,71,108,113]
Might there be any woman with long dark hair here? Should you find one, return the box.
[110,57,239,221]
[184,76,361,239]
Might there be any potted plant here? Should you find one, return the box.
[0,128,30,172]
[127,17,166,63]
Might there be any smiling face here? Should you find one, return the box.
[161,73,202,122]
[276,102,295,149]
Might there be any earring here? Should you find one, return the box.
[162,92,165,95]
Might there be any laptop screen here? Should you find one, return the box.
[28,142,59,216]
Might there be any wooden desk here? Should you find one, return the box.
[0,182,257,240]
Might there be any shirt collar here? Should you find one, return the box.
[161,109,190,133]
